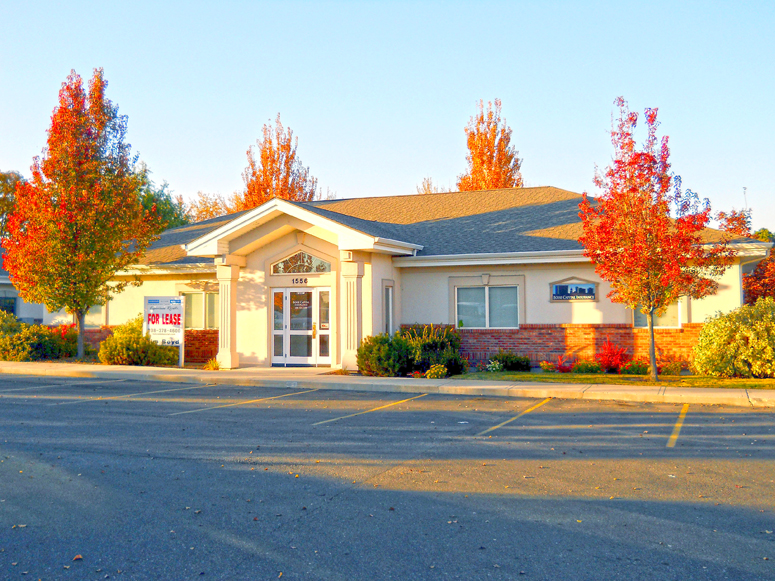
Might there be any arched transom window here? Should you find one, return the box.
[271,251,331,274]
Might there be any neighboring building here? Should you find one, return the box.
[96,186,770,368]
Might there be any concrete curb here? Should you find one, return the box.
[0,362,773,408]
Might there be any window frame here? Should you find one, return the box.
[0,296,16,316]
[382,279,394,335]
[72,301,108,328]
[270,251,331,275]
[632,299,683,329]
[455,285,520,329]
[181,291,220,330]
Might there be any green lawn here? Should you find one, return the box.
[453,371,775,390]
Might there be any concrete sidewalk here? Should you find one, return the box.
[0,360,773,408]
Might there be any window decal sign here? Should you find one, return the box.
[551,282,596,301]
[143,296,185,366]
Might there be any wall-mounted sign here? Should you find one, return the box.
[143,296,185,366]
[551,282,596,301]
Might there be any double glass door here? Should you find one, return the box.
[272,288,331,366]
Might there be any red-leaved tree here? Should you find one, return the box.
[743,252,775,304]
[3,69,161,358]
[579,98,735,380]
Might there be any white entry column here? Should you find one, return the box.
[340,259,364,369]
[217,263,240,369]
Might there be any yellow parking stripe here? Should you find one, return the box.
[477,397,553,436]
[666,404,690,448]
[50,383,216,406]
[312,393,428,426]
[169,388,319,416]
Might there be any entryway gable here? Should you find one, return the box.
[184,198,388,258]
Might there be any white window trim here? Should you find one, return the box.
[270,250,331,275]
[382,279,394,335]
[180,291,219,330]
[455,285,520,329]
[77,301,108,328]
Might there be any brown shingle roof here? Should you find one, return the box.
[310,186,581,224]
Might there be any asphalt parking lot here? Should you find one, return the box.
[1,376,774,580]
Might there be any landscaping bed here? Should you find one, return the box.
[453,370,775,390]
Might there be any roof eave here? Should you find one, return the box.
[393,249,589,267]
[116,263,217,276]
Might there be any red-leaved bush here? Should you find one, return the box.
[556,355,574,373]
[595,338,629,373]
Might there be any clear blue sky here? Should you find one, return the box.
[2,1,773,229]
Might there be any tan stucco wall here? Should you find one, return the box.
[108,274,218,326]
[399,260,746,327]
[237,227,339,366]
[688,262,743,323]
[369,252,401,336]
[400,263,625,325]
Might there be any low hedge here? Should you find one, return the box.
[0,312,78,361]
[99,315,178,366]
[489,350,531,372]
[357,324,468,377]
[356,333,412,377]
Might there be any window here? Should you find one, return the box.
[456,286,519,328]
[633,300,681,328]
[271,251,331,274]
[84,304,104,328]
[72,303,105,328]
[0,297,15,315]
[183,292,219,329]
[384,285,393,335]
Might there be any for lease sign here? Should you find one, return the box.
[143,296,185,366]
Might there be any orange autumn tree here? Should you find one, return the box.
[579,97,735,380]
[457,99,523,191]
[234,113,318,211]
[186,191,233,222]
[3,69,161,358]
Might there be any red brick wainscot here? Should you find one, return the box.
[184,329,219,364]
[82,327,219,364]
[460,323,703,367]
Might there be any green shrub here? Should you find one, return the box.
[425,364,447,379]
[693,298,775,378]
[620,360,649,375]
[98,315,178,366]
[0,318,78,362]
[401,325,468,375]
[0,311,22,336]
[660,361,684,376]
[490,350,531,371]
[486,359,504,372]
[539,360,556,372]
[571,360,602,374]
[356,333,412,377]
[357,324,468,377]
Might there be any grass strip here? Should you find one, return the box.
[453,371,775,390]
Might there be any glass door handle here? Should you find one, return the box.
[312,322,317,339]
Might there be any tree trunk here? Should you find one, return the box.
[647,309,658,381]
[76,310,85,360]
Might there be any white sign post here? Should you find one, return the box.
[143,296,185,367]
